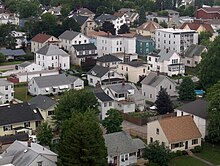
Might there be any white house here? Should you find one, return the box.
[141,72,178,102]
[36,44,70,70]
[175,99,208,138]
[96,35,136,56]
[58,30,90,51]
[0,79,14,104]
[0,140,57,166]
[147,115,202,152]
[0,13,19,25]
[11,31,27,49]
[117,61,150,83]
[17,61,43,72]
[94,88,115,120]
[155,28,198,53]
[147,49,185,76]
[96,54,122,69]
[104,131,146,166]
[87,65,124,87]
[28,74,84,96]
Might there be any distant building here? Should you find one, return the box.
[196,7,220,19]
[0,49,26,60]
[136,35,155,56]
[0,79,14,104]
[96,54,122,69]
[0,13,19,25]
[180,22,214,34]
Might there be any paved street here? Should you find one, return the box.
[0,64,16,71]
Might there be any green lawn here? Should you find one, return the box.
[195,143,220,165]
[185,66,198,76]
[0,61,23,66]
[169,156,208,166]
[14,86,32,101]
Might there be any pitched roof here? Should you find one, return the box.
[18,61,32,68]
[177,99,208,119]
[141,71,175,87]
[104,131,146,156]
[97,54,122,63]
[31,33,51,43]
[158,49,177,62]
[137,21,162,32]
[158,115,202,143]
[58,30,80,40]
[0,49,26,56]
[36,44,69,56]
[72,43,96,51]
[87,65,109,78]
[86,30,109,38]
[113,12,125,17]
[198,7,220,13]
[180,22,214,33]
[0,79,13,86]
[0,103,43,126]
[105,83,133,93]
[33,74,79,88]
[0,133,29,145]
[96,14,118,25]
[76,8,94,15]
[28,95,56,110]
[121,61,147,67]
[183,44,206,58]
[1,140,57,166]
[71,14,89,26]
[94,90,113,102]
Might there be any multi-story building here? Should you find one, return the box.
[0,79,14,104]
[155,28,198,53]
[96,35,136,56]
[136,35,155,56]
[196,7,220,19]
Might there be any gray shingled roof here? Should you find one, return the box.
[36,44,69,56]
[72,43,97,51]
[95,14,118,25]
[158,49,176,62]
[0,79,13,86]
[59,30,80,40]
[0,133,29,145]
[18,61,32,68]
[28,95,56,110]
[0,103,43,126]
[0,49,26,56]
[94,90,113,102]
[183,44,206,58]
[105,83,133,93]
[122,61,147,67]
[97,54,122,63]
[87,65,109,78]
[141,71,175,87]
[104,131,146,156]
[71,14,89,26]
[77,8,94,15]
[177,99,208,119]
[33,74,79,88]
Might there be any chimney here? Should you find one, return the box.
[27,139,32,147]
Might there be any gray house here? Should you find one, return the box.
[28,74,84,96]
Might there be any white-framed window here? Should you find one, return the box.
[104,102,107,107]
[192,139,198,145]
[3,125,12,131]
[5,86,8,90]
[24,122,30,128]
[156,128,159,134]
[5,94,8,99]
[109,102,112,106]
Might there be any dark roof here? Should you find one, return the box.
[0,49,26,57]
[0,103,43,126]
[76,8,94,15]
[71,14,89,26]
[59,30,80,40]
[72,43,97,51]
[95,14,118,25]
[122,61,147,67]
[18,61,32,68]
[28,95,56,110]
[177,99,208,119]
[0,133,29,145]
[183,44,206,58]
[97,54,122,63]
[31,33,51,43]
[135,34,153,42]
[94,91,113,102]
[87,65,109,78]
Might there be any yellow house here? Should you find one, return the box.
[136,21,162,38]
[0,103,43,136]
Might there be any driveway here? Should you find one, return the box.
[0,64,16,71]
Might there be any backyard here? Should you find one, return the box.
[169,156,208,166]
[14,85,32,101]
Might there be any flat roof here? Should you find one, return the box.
[156,28,196,33]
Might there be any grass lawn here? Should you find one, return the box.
[185,66,198,76]
[195,143,220,165]
[0,61,23,66]
[14,86,32,101]
[169,156,208,166]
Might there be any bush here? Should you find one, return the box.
[191,146,203,153]
[175,150,183,156]
[182,150,188,155]
[8,59,14,62]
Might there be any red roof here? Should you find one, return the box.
[180,22,214,33]
[32,33,52,43]
[200,7,220,13]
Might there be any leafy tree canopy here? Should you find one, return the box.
[101,21,116,35]
[118,24,130,34]
[178,77,196,101]
[36,122,53,147]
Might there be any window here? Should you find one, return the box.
[11,93,14,97]
[116,48,119,51]
[172,59,178,64]
[143,69,145,73]
[104,102,107,107]
[109,102,112,106]
[5,86,8,90]
[117,41,119,45]
[170,85,172,89]
[150,137,153,143]
[84,40,87,43]
[148,57,151,61]
[24,122,30,128]
[156,128,159,134]
[48,111,54,116]
[155,58,158,62]
[192,139,198,145]
[125,154,128,160]
[52,56,54,60]
[37,161,43,166]
[126,67,128,71]
[181,111,183,116]
[187,60,190,64]
[121,155,125,162]
[90,78,93,83]
[150,94,152,98]
[3,125,12,131]
[5,94,8,99]
[171,142,184,149]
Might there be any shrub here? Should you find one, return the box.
[191,146,203,153]
[175,150,183,156]
[182,150,188,155]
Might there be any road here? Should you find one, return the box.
[0,64,16,71]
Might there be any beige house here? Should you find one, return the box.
[31,33,59,53]
[180,22,214,34]
[147,115,202,152]
[182,44,207,67]
[0,103,43,136]
[117,61,150,83]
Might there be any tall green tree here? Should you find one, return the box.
[199,31,212,46]
[138,6,146,25]
[206,81,220,143]
[58,110,108,166]
[102,109,123,134]
[178,77,196,101]
[155,88,173,115]
[0,53,5,63]
[144,141,171,166]
[199,36,220,89]
[101,21,116,35]
[54,89,98,127]
[16,0,40,18]
[36,122,53,147]
[61,18,80,32]
[118,24,130,34]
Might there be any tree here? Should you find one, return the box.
[198,31,212,46]
[118,24,129,34]
[138,6,146,25]
[155,88,173,115]
[206,81,220,143]
[16,0,40,18]
[144,141,171,166]
[101,21,116,35]
[102,109,123,134]
[0,53,5,63]
[61,18,80,32]
[159,21,168,28]
[58,110,108,166]
[178,77,196,101]
[198,36,220,89]
[54,89,98,127]
[36,122,53,147]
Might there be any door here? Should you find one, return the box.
[185,141,188,149]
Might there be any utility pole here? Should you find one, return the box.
[26,71,28,101]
